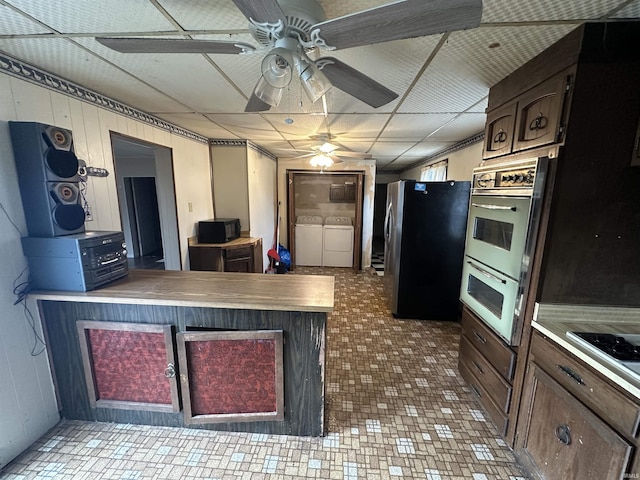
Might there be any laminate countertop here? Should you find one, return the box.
[532,303,640,399]
[29,269,334,313]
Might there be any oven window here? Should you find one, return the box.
[467,276,504,317]
[473,217,514,251]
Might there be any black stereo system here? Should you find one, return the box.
[21,231,128,292]
[10,121,128,291]
[9,121,86,237]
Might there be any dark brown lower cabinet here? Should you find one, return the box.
[519,364,632,479]
[516,332,640,479]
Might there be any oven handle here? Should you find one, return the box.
[467,261,507,285]
[471,202,517,212]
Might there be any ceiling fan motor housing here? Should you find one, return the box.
[249,0,327,46]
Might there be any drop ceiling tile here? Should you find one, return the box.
[403,141,457,158]
[483,0,630,23]
[5,0,175,33]
[156,113,234,138]
[157,0,248,31]
[369,141,420,157]
[0,4,50,34]
[203,113,282,141]
[425,113,486,141]
[398,25,576,114]
[379,113,457,141]
[262,114,330,139]
[0,38,193,113]
[323,114,391,139]
[614,0,640,17]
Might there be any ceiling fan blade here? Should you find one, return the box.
[96,37,255,54]
[317,57,398,108]
[245,93,271,112]
[311,0,482,50]
[231,0,286,24]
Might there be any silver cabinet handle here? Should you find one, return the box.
[471,202,517,212]
[467,261,507,285]
[164,363,176,378]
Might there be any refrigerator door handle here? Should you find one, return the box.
[384,202,393,241]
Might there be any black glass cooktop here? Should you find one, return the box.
[571,332,640,362]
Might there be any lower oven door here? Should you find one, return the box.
[460,257,519,344]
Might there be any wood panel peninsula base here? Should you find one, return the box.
[34,269,334,437]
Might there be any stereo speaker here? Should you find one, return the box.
[9,121,85,237]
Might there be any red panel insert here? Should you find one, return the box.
[187,338,277,415]
[88,329,171,405]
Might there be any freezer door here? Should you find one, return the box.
[383,181,404,313]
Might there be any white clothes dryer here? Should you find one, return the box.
[294,215,323,266]
[323,216,354,267]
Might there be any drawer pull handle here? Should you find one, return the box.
[555,424,571,445]
[529,113,549,131]
[473,331,488,344]
[493,130,507,144]
[470,385,482,398]
[557,364,585,386]
[472,360,484,374]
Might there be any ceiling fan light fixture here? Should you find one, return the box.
[261,48,293,88]
[297,59,332,103]
[310,153,333,168]
[254,75,284,107]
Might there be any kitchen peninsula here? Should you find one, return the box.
[33,269,333,436]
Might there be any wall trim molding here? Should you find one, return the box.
[210,139,277,161]
[0,53,209,144]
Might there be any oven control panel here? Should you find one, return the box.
[473,161,538,191]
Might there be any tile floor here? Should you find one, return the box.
[0,267,527,479]
[370,252,385,277]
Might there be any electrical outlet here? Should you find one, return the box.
[85,205,93,221]
[188,202,193,213]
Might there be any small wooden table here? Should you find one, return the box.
[188,236,262,273]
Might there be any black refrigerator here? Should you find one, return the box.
[383,180,470,320]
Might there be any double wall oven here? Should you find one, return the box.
[460,157,548,345]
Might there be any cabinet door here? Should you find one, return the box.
[177,330,284,425]
[76,321,180,412]
[521,364,633,480]
[513,74,568,152]
[483,102,517,159]
[224,246,253,272]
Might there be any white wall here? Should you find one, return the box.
[247,147,277,270]
[402,141,484,181]
[277,158,376,268]
[0,72,213,468]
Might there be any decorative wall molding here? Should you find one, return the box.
[210,139,277,161]
[402,132,485,172]
[0,53,208,144]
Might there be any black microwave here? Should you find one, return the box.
[198,218,241,243]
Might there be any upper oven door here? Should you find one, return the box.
[464,195,532,280]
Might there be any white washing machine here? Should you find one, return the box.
[323,216,354,267]
[294,215,324,266]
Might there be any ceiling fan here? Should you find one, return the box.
[295,134,372,167]
[96,0,482,112]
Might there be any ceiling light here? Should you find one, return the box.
[254,48,293,107]
[310,153,334,168]
[296,57,332,103]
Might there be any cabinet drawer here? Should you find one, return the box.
[522,363,633,480]
[531,332,640,439]
[483,102,517,159]
[461,308,516,381]
[459,358,509,437]
[460,335,512,413]
[225,246,252,260]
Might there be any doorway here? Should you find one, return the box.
[111,133,181,270]
[287,170,365,271]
